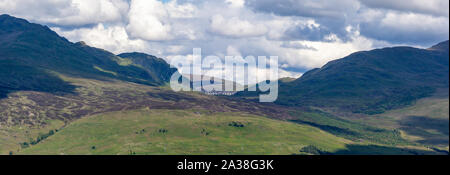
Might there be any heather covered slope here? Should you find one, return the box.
[242,41,449,114]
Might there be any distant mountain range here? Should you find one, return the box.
[0,14,176,98]
[239,40,449,114]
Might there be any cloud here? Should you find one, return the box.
[253,30,378,69]
[245,0,360,18]
[0,0,129,26]
[280,41,317,50]
[1,0,448,79]
[53,24,150,54]
[125,0,200,41]
[359,0,449,17]
[125,0,173,41]
[209,14,268,38]
[358,10,449,45]
[245,0,449,45]
[245,0,362,41]
[282,22,332,41]
[226,0,245,8]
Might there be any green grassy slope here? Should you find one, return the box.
[17,108,442,155]
[0,119,64,155]
[346,89,449,149]
[19,109,352,155]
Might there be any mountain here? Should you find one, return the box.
[239,40,449,114]
[0,14,175,98]
[429,40,450,53]
[117,52,177,85]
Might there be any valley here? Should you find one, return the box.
[0,74,446,155]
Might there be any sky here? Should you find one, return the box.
[0,0,449,79]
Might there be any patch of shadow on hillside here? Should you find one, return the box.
[0,63,78,99]
[398,116,449,146]
[290,120,359,137]
[331,144,442,155]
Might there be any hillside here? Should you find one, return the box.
[118,52,177,84]
[18,109,352,155]
[346,88,449,149]
[239,41,449,114]
[19,109,442,155]
[0,14,175,99]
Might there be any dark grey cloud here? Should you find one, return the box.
[359,12,449,46]
[245,0,359,18]
[359,0,449,17]
[282,25,331,42]
[245,0,449,46]
[245,0,359,42]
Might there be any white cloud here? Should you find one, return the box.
[289,37,374,68]
[53,0,129,26]
[280,41,317,50]
[226,0,245,8]
[226,45,242,56]
[209,14,268,38]
[165,0,197,18]
[124,0,200,41]
[165,45,187,54]
[126,0,172,41]
[53,24,149,54]
[259,28,378,69]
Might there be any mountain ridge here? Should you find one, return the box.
[238,40,449,114]
[0,14,177,98]
[285,40,449,114]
